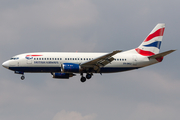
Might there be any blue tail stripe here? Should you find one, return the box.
[143,41,161,49]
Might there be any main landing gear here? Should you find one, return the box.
[80,73,93,82]
[80,76,86,82]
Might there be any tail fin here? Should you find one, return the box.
[135,23,165,56]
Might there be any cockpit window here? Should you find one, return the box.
[10,57,19,60]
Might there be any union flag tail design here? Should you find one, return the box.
[135,23,165,56]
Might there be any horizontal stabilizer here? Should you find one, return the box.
[148,50,176,59]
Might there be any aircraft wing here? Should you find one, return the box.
[80,50,122,68]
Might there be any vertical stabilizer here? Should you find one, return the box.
[135,23,165,56]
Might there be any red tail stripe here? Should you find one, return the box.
[144,28,165,42]
[135,48,155,56]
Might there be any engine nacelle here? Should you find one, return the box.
[61,63,80,73]
[52,73,74,79]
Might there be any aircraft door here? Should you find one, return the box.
[27,59,32,64]
[133,55,137,65]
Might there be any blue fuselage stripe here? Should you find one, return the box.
[9,67,139,73]
[9,67,61,72]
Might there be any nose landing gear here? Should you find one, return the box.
[21,75,25,80]
[14,71,25,80]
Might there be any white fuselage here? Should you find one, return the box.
[2,50,159,74]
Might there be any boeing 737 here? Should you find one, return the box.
[2,23,175,82]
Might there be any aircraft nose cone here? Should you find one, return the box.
[2,61,9,69]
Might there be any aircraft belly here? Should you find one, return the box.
[9,67,61,72]
[100,67,140,73]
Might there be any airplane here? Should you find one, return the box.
[2,23,175,82]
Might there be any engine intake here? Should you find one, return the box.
[61,63,80,73]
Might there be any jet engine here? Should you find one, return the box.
[61,63,81,73]
[52,73,75,79]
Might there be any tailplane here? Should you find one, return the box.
[148,50,176,62]
[135,23,165,56]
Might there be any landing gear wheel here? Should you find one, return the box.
[80,77,86,82]
[21,76,25,80]
[86,74,92,79]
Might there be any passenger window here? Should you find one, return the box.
[122,59,124,61]
[47,58,49,60]
[89,58,91,60]
[84,58,85,60]
[39,58,41,60]
[44,58,46,60]
[37,58,38,60]
[75,58,77,60]
[125,59,126,61]
[52,58,54,60]
[117,59,119,61]
[65,58,67,60]
[68,58,69,60]
[34,58,36,60]
[81,58,82,60]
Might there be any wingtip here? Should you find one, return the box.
[114,50,123,52]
